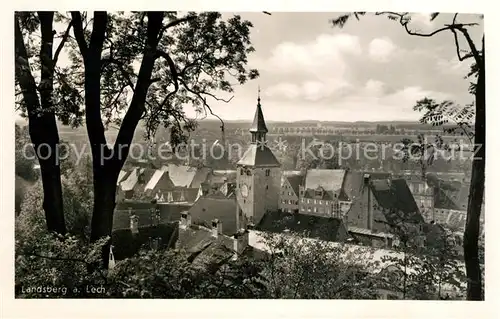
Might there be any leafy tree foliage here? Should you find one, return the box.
[15,124,38,182]
[331,12,484,300]
[107,249,267,298]
[255,231,380,299]
[16,11,260,266]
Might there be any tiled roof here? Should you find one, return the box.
[237,144,281,167]
[304,169,345,192]
[120,168,144,191]
[113,201,192,230]
[120,167,156,193]
[188,196,239,236]
[427,175,469,211]
[285,174,304,197]
[210,170,237,184]
[370,179,423,224]
[111,224,178,260]
[144,169,166,191]
[342,171,391,202]
[303,188,334,200]
[257,210,346,242]
[434,188,461,211]
[190,167,212,189]
[117,170,131,186]
[162,164,198,187]
[178,225,233,253]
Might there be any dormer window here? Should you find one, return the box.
[246,169,252,176]
[315,187,323,198]
[240,168,244,175]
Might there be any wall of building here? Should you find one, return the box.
[279,179,299,213]
[254,167,281,223]
[299,197,334,217]
[236,165,281,225]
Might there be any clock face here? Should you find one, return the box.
[241,184,249,198]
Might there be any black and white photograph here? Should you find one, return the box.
[3,2,494,315]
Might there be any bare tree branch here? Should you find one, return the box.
[179,78,225,132]
[375,12,475,38]
[53,19,74,66]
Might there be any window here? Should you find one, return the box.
[240,168,243,175]
[301,198,304,203]
[307,207,311,212]
[265,169,270,176]
[301,207,305,212]
[307,199,311,204]
[319,200,323,205]
[314,207,318,213]
[314,200,317,205]
[266,185,268,190]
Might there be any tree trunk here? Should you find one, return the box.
[464,50,485,300]
[15,13,66,234]
[80,12,165,267]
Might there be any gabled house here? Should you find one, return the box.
[279,171,304,213]
[395,172,434,223]
[111,200,192,260]
[347,174,423,248]
[298,169,347,218]
[427,176,483,233]
[195,170,237,201]
[176,195,261,268]
[118,167,156,199]
[137,165,211,204]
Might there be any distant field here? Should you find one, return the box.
[267,133,469,144]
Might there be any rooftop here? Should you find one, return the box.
[188,196,239,236]
[237,144,281,167]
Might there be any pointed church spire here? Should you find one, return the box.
[250,86,268,138]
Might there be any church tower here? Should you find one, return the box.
[236,89,281,228]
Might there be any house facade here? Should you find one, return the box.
[346,174,423,248]
[298,169,347,218]
[279,171,303,213]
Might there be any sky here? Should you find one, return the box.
[17,12,484,123]
[200,12,483,122]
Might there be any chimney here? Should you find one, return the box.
[363,173,371,186]
[233,228,250,259]
[180,211,191,228]
[130,214,139,235]
[211,219,222,238]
